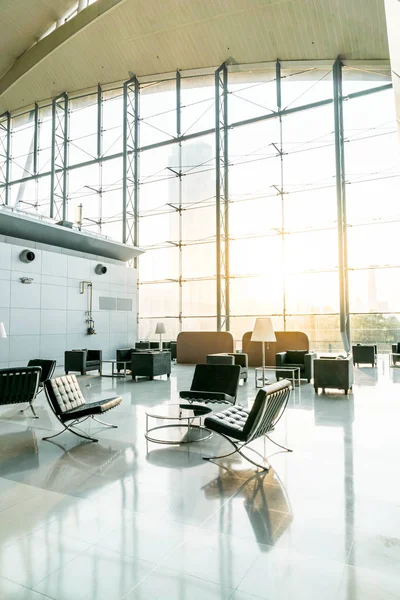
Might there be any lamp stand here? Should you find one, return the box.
[261,342,270,386]
[159,334,163,351]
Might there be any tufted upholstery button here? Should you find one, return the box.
[48,375,86,413]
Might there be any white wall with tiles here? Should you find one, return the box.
[0,236,137,369]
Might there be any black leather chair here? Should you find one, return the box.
[352,344,377,367]
[20,359,57,417]
[276,350,316,383]
[314,357,353,395]
[131,350,171,380]
[65,349,102,375]
[203,379,292,470]
[163,341,177,361]
[180,364,241,405]
[135,341,150,350]
[206,353,248,383]
[43,374,122,442]
[392,343,400,366]
[0,366,41,418]
[116,348,134,372]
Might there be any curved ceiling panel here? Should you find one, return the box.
[0,0,79,79]
[0,0,389,114]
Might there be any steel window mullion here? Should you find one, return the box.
[215,62,230,331]
[122,76,139,246]
[333,58,350,352]
[50,93,68,220]
[0,112,11,205]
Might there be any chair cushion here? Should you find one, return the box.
[61,396,122,421]
[286,350,307,364]
[86,361,100,368]
[204,405,249,441]
[179,390,235,404]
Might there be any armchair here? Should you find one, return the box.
[203,379,292,470]
[0,366,41,418]
[43,374,122,443]
[352,344,377,367]
[180,364,241,405]
[65,349,102,375]
[314,356,353,395]
[20,359,57,418]
[206,353,248,382]
[392,343,400,365]
[275,350,316,383]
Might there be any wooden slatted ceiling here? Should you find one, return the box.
[0,0,389,114]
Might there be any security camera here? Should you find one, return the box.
[19,249,35,263]
[95,264,107,275]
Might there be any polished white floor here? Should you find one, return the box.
[1,359,400,599]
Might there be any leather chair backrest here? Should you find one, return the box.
[44,374,86,415]
[0,367,41,406]
[190,364,241,399]
[243,379,291,441]
[28,359,56,383]
[206,354,235,366]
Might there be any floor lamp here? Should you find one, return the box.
[251,318,276,387]
[155,322,166,350]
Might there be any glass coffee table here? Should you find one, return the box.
[145,403,213,445]
[101,360,130,378]
[255,366,300,388]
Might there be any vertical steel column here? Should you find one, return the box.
[97,84,103,234]
[215,63,230,331]
[122,76,139,247]
[333,58,351,352]
[33,103,39,176]
[0,112,11,205]
[276,60,287,330]
[177,71,183,332]
[50,92,68,220]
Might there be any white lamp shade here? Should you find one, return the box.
[0,322,7,338]
[251,318,276,343]
[155,322,166,335]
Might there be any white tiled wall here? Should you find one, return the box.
[0,238,137,368]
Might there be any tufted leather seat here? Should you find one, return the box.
[204,379,292,446]
[204,405,249,441]
[44,374,122,441]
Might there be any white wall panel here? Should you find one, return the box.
[9,334,40,361]
[67,310,87,334]
[40,334,68,361]
[10,281,40,309]
[0,238,137,367]
[67,255,91,280]
[0,280,11,308]
[41,284,68,310]
[0,243,11,270]
[42,251,68,277]
[40,309,67,335]
[10,308,41,335]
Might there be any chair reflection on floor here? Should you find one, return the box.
[0,428,39,477]
[202,465,292,549]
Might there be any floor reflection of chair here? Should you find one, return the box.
[202,466,292,549]
[0,428,39,477]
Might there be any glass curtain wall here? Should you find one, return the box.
[1,61,396,349]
